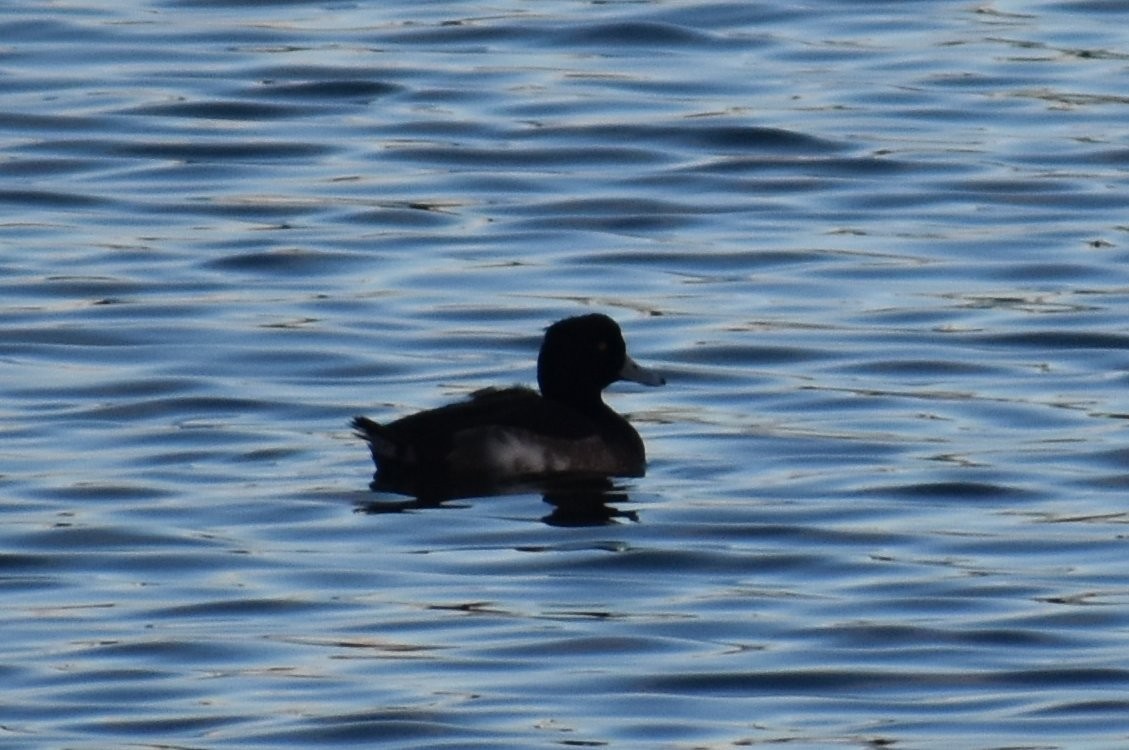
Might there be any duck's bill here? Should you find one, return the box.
[619,355,666,387]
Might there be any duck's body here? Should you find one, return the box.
[352,314,664,499]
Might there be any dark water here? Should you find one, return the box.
[4,1,1129,748]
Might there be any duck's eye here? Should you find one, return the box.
[596,340,608,352]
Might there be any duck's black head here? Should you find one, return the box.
[536,313,664,408]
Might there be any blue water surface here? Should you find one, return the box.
[3,1,1129,748]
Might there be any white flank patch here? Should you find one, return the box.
[487,431,572,476]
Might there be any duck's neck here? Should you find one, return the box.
[543,389,606,415]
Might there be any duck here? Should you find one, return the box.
[352,313,665,499]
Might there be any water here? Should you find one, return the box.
[3,1,1129,748]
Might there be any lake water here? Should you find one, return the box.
[4,1,1129,748]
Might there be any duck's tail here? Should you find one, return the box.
[351,416,403,465]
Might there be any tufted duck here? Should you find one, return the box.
[352,313,664,499]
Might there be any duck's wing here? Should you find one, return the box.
[353,388,597,468]
[442,390,630,479]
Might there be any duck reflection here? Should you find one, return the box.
[540,479,638,526]
[355,477,638,526]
